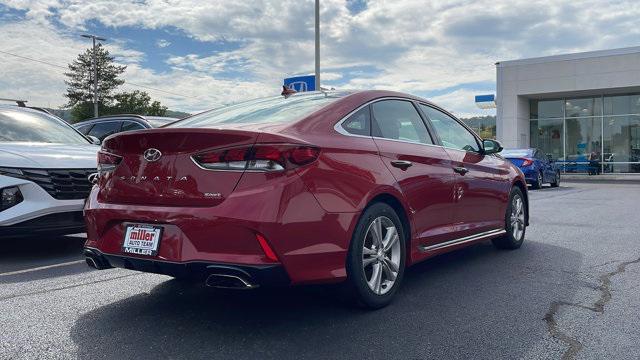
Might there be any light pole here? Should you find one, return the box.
[314,0,320,91]
[81,34,106,118]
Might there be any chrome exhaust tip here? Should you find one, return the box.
[205,273,257,289]
[85,257,99,269]
[83,249,112,270]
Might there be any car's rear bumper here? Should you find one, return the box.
[84,175,359,285]
[84,247,290,287]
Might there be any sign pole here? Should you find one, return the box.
[314,0,320,91]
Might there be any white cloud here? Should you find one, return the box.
[2,0,640,115]
[430,89,495,119]
[156,39,171,48]
[0,20,269,113]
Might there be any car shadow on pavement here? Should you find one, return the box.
[0,234,88,282]
[71,240,582,360]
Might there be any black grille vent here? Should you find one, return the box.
[18,168,96,200]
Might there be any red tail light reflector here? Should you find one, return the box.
[521,158,534,167]
[193,144,320,171]
[255,233,279,262]
[97,151,122,172]
[290,146,320,165]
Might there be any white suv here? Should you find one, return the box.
[0,106,99,238]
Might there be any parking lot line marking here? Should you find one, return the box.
[0,260,86,277]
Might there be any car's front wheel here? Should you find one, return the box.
[345,202,406,309]
[492,187,527,250]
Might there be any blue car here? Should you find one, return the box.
[501,148,560,189]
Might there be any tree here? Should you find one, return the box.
[64,43,126,121]
[112,90,168,116]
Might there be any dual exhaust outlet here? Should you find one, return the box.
[84,250,256,289]
[205,273,257,289]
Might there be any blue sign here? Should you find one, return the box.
[475,94,495,103]
[284,75,316,92]
[475,94,496,109]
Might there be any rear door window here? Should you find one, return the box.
[122,121,146,132]
[371,100,433,144]
[88,121,122,140]
[76,124,93,135]
[341,106,370,136]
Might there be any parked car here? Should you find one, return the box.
[73,115,179,141]
[0,106,99,238]
[83,90,529,309]
[501,148,560,189]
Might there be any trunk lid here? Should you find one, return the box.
[98,129,257,206]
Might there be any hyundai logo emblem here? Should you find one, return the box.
[88,172,100,184]
[143,148,162,162]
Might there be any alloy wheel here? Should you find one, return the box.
[510,195,525,241]
[362,216,401,295]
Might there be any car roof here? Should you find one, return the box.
[0,104,60,118]
[75,115,150,126]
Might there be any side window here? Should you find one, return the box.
[88,122,121,141]
[122,121,146,132]
[536,150,547,162]
[420,105,480,152]
[371,100,432,144]
[341,107,370,136]
[76,124,93,135]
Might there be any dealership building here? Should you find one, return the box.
[496,46,640,173]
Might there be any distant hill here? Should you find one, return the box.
[460,115,496,139]
[165,110,191,119]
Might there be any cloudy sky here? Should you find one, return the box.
[1,0,639,117]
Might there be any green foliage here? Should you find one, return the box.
[70,102,111,123]
[112,90,167,116]
[64,43,126,109]
[70,91,168,122]
[64,44,172,122]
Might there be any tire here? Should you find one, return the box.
[531,171,543,190]
[344,202,406,309]
[492,187,527,250]
[550,171,560,187]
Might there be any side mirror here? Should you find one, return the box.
[87,135,101,145]
[482,139,503,155]
[546,154,554,162]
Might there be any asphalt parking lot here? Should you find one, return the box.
[1,182,639,360]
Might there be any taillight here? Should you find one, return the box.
[255,233,279,262]
[97,151,122,173]
[193,144,320,172]
[521,158,534,166]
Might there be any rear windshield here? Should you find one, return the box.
[0,109,89,144]
[146,117,179,127]
[501,149,531,157]
[168,92,349,128]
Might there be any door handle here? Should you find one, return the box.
[391,160,413,170]
[453,166,469,175]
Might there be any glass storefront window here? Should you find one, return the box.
[565,117,602,173]
[530,99,563,119]
[530,119,563,161]
[565,97,602,118]
[603,115,640,173]
[604,94,640,115]
[529,93,640,174]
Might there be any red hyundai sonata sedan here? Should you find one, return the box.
[84,90,528,308]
